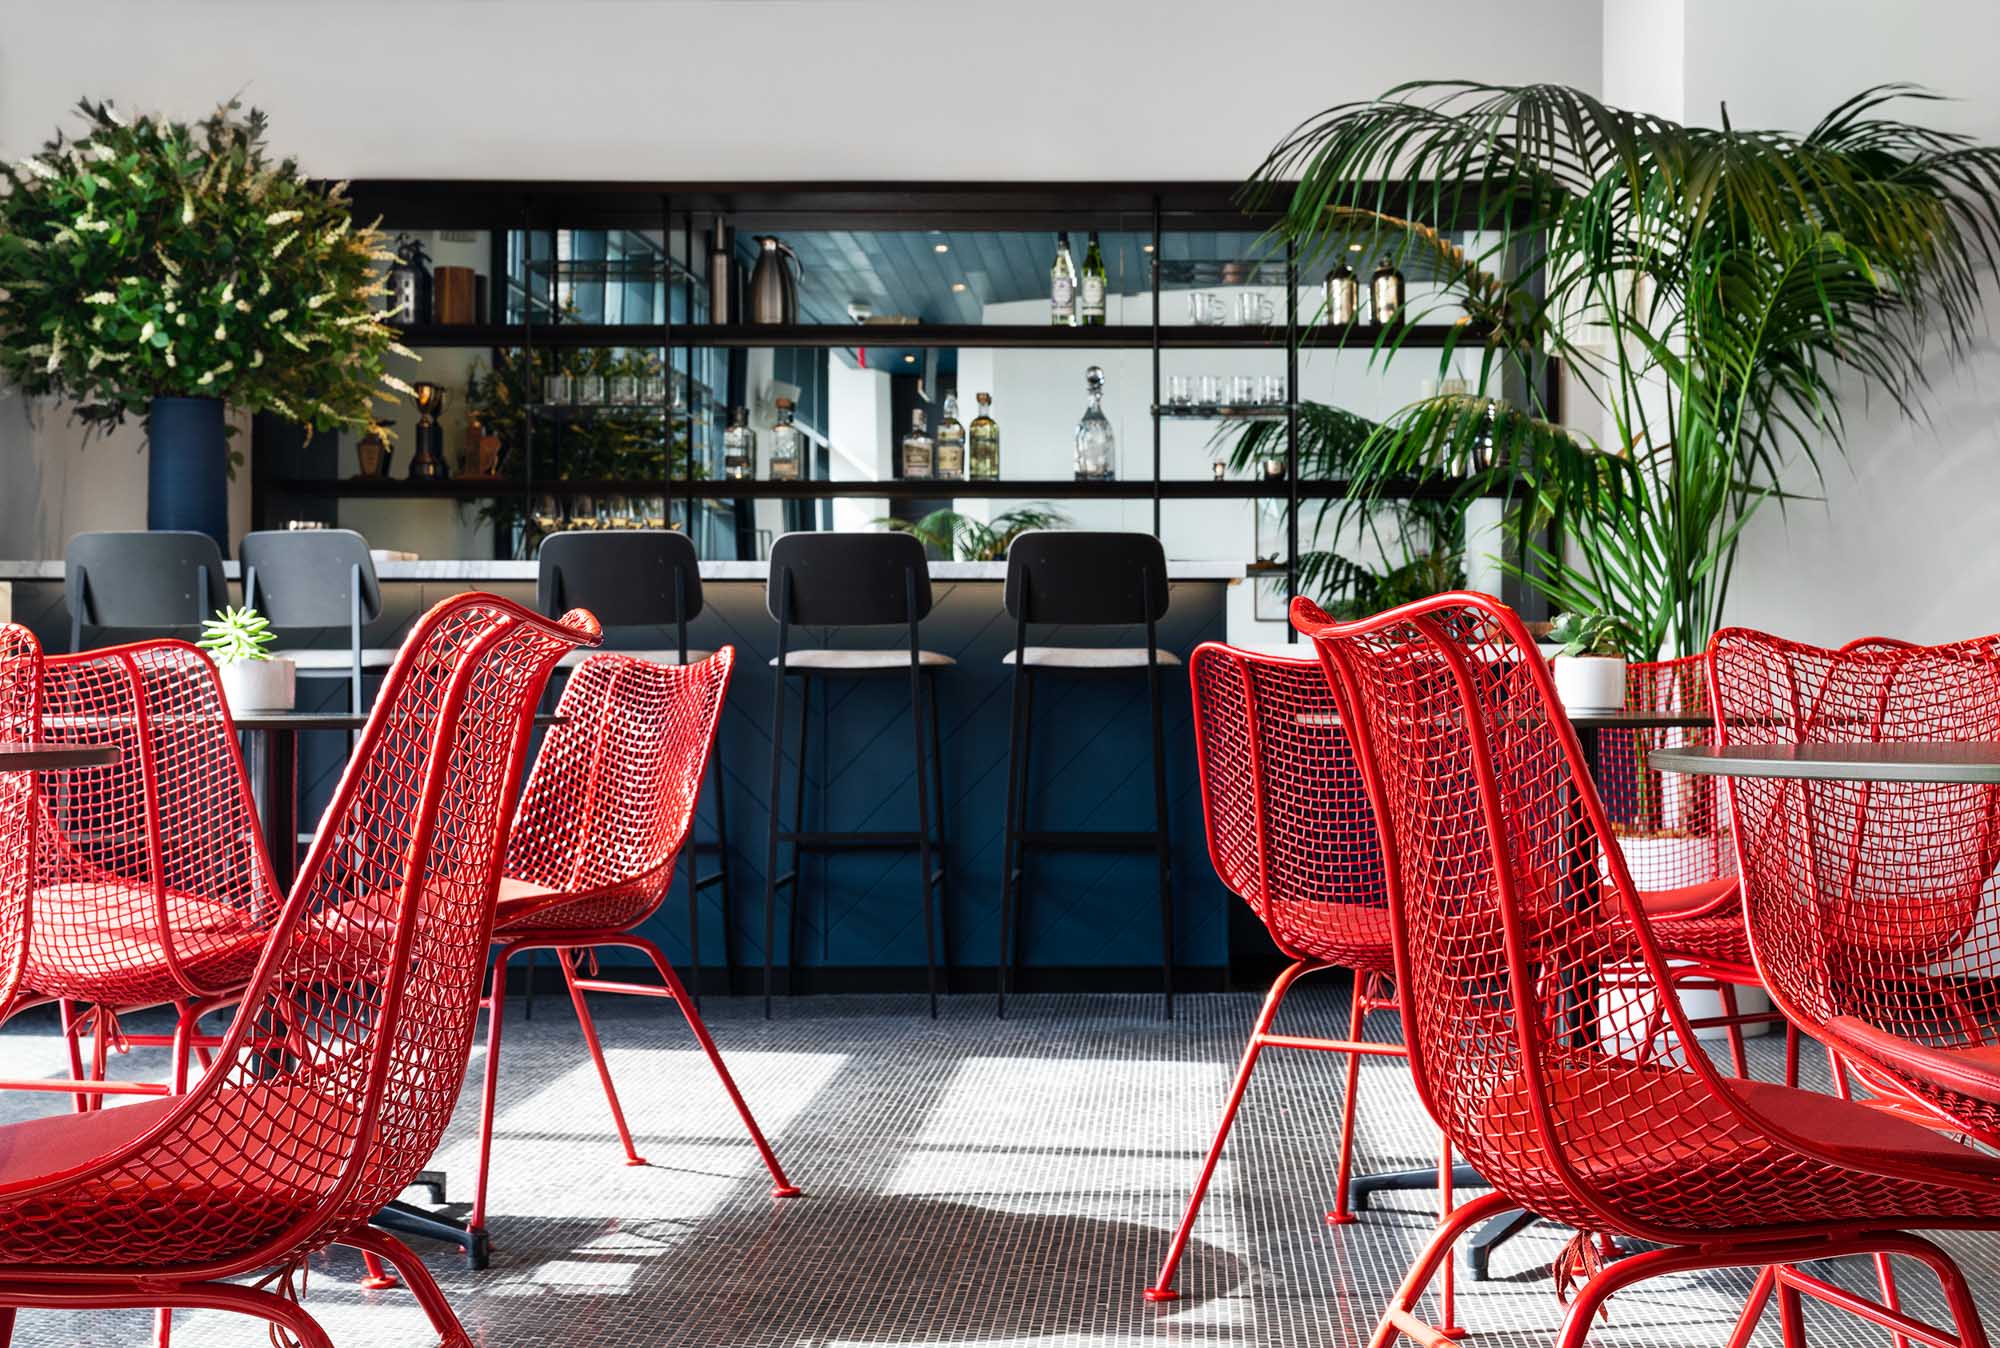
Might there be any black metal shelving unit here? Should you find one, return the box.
[254,181,1551,615]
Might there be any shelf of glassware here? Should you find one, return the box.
[263,475,1472,502]
[384,321,1485,351]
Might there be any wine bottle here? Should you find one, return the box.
[1080,231,1107,325]
[968,392,1000,480]
[1050,232,1078,327]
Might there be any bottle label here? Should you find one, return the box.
[936,443,964,477]
[1081,276,1105,312]
[1051,278,1075,313]
[903,446,932,478]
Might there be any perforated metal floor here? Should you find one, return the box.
[0,985,1989,1346]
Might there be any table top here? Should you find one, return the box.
[0,742,122,772]
[1649,742,2000,784]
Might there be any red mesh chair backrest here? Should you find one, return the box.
[1708,629,2000,1124]
[503,650,735,931]
[1594,654,1734,894]
[1296,593,1765,1240]
[1187,642,1386,964]
[0,625,42,1021]
[31,639,279,1005]
[0,594,597,1272]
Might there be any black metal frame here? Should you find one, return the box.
[254,179,1545,609]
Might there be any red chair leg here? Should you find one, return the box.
[559,946,649,1167]
[1145,959,1310,1303]
[0,1284,333,1348]
[629,937,799,1197]
[467,950,514,1238]
[1364,1191,1512,1348]
[59,1001,87,1114]
[1717,983,1750,1078]
[0,1306,13,1346]
[1328,974,1371,1226]
[1434,1133,1462,1339]
[345,1225,475,1348]
[1874,1252,1911,1348]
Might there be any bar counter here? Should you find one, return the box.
[0,556,1248,994]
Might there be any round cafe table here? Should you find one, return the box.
[0,742,121,773]
[1648,742,2000,784]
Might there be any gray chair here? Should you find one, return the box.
[64,530,230,652]
[534,529,732,1003]
[762,531,953,1019]
[997,530,1176,1019]
[239,529,399,714]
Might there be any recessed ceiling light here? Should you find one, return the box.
[951,282,967,293]
[1141,243,1155,253]
[933,243,950,253]
[1348,242,1364,252]
[903,354,916,363]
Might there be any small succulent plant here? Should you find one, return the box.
[1548,611,1637,660]
[198,606,276,665]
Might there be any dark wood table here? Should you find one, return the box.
[1650,742,2000,784]
[0,742,121,772]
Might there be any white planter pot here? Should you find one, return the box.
[217,658,295,713]
[1552,654,1627,713]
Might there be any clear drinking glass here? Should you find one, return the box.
[610,374,640,405]
[1260,374,1286,406]
[642,373,668,404]
[1235,293,1274,326]
[575,375,606,406]
[644,495,668,529]
[569,495,595,528]
[543,373,572,405]
[1189,292,1226,326]
[531,494,562,533]
[1229,374,1256,406]
[1168,374,1192,406]
[1196,374,1221,405]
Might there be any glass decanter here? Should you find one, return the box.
[1073,365,1116,481]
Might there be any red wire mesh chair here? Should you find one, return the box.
[465,650,796,1245]
[1299,591,2000,1348]
[0,593,597,1348]
[6,639,283,1102]
[1146,643,1415,1305]
[1595,654,1783,1078]
[0,625,42,1028]
[1709,628,2000,1134]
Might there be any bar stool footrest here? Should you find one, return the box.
[1015,829,1162,851]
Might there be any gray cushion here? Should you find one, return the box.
[1000,645,1183,669]
[559,649,715,669]
[275,648,400,672]
[771,649,955,670]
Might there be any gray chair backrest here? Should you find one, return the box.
[1003,530,1170,626]
[65,531,230,645]
[536,530,704,627]
[240,529,383,628]
[766,532,933,627]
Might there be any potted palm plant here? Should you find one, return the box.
[0,98,412,549]
[1246,82,2000,658]
[199,605,293,713]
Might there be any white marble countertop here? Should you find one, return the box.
[0,558,1247,583]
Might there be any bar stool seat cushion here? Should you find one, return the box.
[772,650,955,670]
[1001,645,1183,669]
[559,649,714,670]
[275,648,401,672]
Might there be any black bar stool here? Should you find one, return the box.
[997,530,1177,1019]
[64,530,230,651]
[762,531,952,1019]
[536,529,735,1003]
[240,528,397,714]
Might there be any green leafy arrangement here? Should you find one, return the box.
[1547,610,1638,660]
[197,606,275,665]
[0,97,410,440]
[1225,401,1466,619]
[1248,82,2000,656]
[876,505,1072,562]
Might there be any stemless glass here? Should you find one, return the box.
[1196,374,1221,405]
[644,495,668,529]
[575,375,606,406]
[543,373,573,405]
[1189,292,1226,326]
[531,494,562,533]
[610,374,640,405]
[569,494,596,529]
[1235,293,1274,326]
[642,373,668,404]
[1260,374,1286,407]
[1229,374,1256,406]
[1168,374,1192,406]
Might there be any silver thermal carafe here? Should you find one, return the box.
[748,235,804,325]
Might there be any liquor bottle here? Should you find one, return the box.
[723,405,756,480]
[1073,365,1116,481]
[1371,254,1405,324]
[1050,232,1078,327]
[768,396,803,480]
[901,406,934,479]
[1080,231,1107,325]
[933,393,966,479]
[968,392,1001,480]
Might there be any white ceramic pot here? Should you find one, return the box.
[217,657,296,713]
[1552,654,1627,713]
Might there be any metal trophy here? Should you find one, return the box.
[407,382,450,480]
